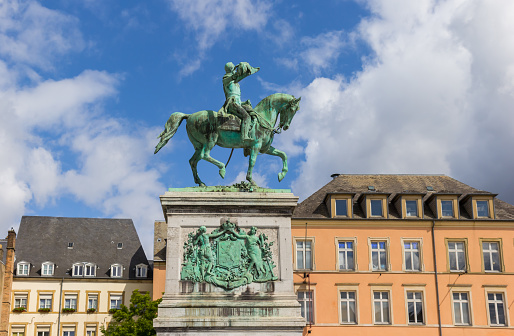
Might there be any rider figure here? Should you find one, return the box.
[222,62,259,141]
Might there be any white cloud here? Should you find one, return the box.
[285,0,514,203]
[0,0,84,69]
[300,30,345,74]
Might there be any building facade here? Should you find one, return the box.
[9,217,153,336]
[292,174,514,335]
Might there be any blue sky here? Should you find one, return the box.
[2,0,514,256]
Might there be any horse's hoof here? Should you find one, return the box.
[219,168,226,179]
[278,172,286,182]
[198,182,206,187]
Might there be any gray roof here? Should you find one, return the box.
[293,174,514,220]
[15,216,151,279]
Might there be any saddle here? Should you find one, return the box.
[217,99,256,132]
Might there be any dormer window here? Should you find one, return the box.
[441,200,454,217]
[326,193,355,218]
[68,242,74,249]
[42,262,54,276]
[117,243,123,249]
[405,200,418,217]
[136,264,148,278]
[111,264,123,278]
[476,201,489,217]
[72,263,84,277]
[427,194,459,219]
[370,199,383,217]
[335,199,348,216]
[85,263,96,277]
[17,262,30,276]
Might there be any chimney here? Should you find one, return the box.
[0,229,16,336]
[331,174,340,179]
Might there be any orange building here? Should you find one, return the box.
[292,174,514,335]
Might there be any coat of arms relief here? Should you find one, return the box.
[180,219,278,290]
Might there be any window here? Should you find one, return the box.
[338,241,354,270]
[295,240,313,270]
[405,200,418,217]
[87,294,98,310]
[117,242,123,249]
[476,200,489,217]
[482,242,501,272]
[17,262,29,276]
[14,293,28,309]
[373,291,390,324]
[448,241,466,272]
[72,263,83,277]
[39,294,52,310]
[63,330,75,336]
[86,326,97,336]
[68,242,73,249]
[42,262,54,276]
[487,293,506,326]
[335,199,348,216]
[453,292,471,325]
[85,263,96,277]
[110,294,122,310]
[136,264,148,278]
[111,264,123,278]
[64,294,77,310]
[371,241,387,271]
[340,291,356,324]
[11,327,25,336]
[370,199,383,217]
[297,291,314,324]
[441,200,454,217]
[404,241,420,271]
[407,291,424,324]
[36,326,50,336]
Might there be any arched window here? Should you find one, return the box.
[111,264,123,278]
[72,263,84,277]
[17,261,30,276]
[42,262,54,276]
[135,264,148,278]
[85,263,96,277]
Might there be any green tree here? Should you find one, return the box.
[101,290,162,336]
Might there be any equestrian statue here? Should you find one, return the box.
[154,61,301,187]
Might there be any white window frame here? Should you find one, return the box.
[17,262,30,276]
[372,290,391,324]
[339,291,357,324]
[297,289,314,325]
[402,239,423,272]
[36,330,50,336]
[14,293,28,309]
[451,291,472,325]
[136,264,148,278]
[85,325,97,336]
[406,291,425,324]
[369,238,390,271]
[84,263,96,277]
[294,237,314,270]
[11,326,25,336]
[111,264,123,278]
[72,263,84,277]
[336,238,356,271]
[64,293,77,310]
[447,240,467,272]
[484,288,509,327]
[110,294,123,310]
[41,262,54,276]
[481,240,502,272]
[87,294,98,310]
[39,294,53,310]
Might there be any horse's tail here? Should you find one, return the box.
[154,112,189,154]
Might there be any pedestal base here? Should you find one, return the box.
[154,190,305,336]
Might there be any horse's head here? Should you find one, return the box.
[279,96,301,131]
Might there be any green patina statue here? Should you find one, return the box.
[154,61,301,187]
[180,220,278,290]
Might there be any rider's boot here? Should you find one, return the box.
[241,118,252,141]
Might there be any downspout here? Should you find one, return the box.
[431,220,442,336]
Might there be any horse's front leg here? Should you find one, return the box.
[264,146,288,182]
[246,146,259,186]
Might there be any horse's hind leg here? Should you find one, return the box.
[264,146,288,182]
[246,146,259,186]
[189,147,205,186]
[202,135,226,179]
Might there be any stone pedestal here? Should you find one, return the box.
[154,190,305,335]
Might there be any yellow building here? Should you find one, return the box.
[292,174,514,335]
[9,217,153,336]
